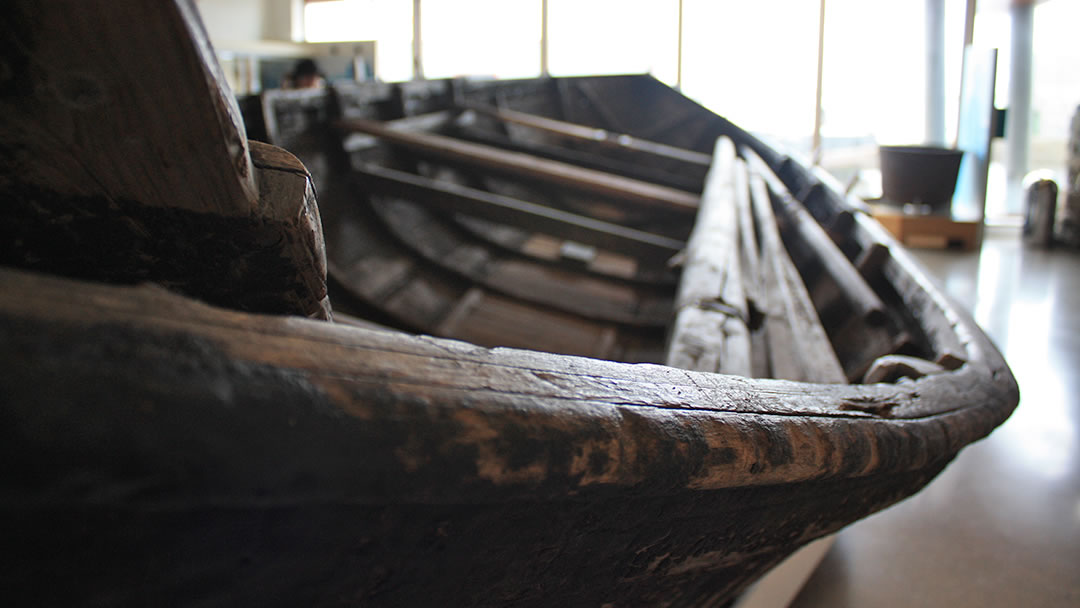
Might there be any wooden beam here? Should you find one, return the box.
[541,0,549,76]
[0,265,1017,605]
[338,117,700,214]
[733,158,770,378]
[666,138,751,376]
[462,103,713,168]
[747,165,845,384]
[450,115,704,192]
[772,193,889,329]
[354,164,684,258]
[751,156,900,381]
[412,0,423,79]
[343,110,458,152]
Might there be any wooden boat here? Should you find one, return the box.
[0,2,1017,606]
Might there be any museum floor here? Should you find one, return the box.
[793,229,1080,606]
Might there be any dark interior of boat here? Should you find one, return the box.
[0,3,1020,606]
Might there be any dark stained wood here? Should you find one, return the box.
[0,0,1022,598]
[754,160,899,381]
[449,114,705,192]
[248,142,332,319]
[0,266,1018,606]
[354,164,684,258]
[573,78,636,135]
[667,138,751,375]
[773,197,889,328]
[338,117,701,214]
[462,103,714,168]
[854,242,892,279]
[369,196,673,327]
[342,110,459,152]
[0,0,328,318]
[451,216,676,285]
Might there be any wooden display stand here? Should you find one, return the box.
[870,204,982,251]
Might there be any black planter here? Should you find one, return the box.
[879,145,964,211]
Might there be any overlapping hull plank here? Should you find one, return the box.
[0,267,1014,606]
[0,1,1018,606]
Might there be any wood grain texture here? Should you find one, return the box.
[369,196,673,327]
[747,162,846,385]
[0,266,1017,606]
[757,163,898,380]
[667,138,751,375]
[0,0,329,318]
[355,163,683,258]
[337,117,701,214]
[462,103,714,168]
[0,0,254,215]
[449,114,704,192]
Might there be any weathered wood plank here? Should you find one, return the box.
[343,109,459,152]
[734,158,770,378]
[338,117,700,214]
[369,197,673,327]
[753,157,898,380]
[747,162,846,384]
[463,103,714,168]
[0,265,1017,606]
[354,164,683,258]
[666,138,752,376]
[449,114,705,192]
[772,197,889,328]
[0,0,254,215]
[0,0,328,318]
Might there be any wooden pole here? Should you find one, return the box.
[541,0,549,77]
[963,0,977,47]
[811,0,826,165]
[676,0,684,90]
[463,104,713,167]
[338,117,701,213]
[412,0,424,80]
[666,138,751,376]
[354,164,684,257]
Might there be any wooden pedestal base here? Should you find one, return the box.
[870,205,982,251]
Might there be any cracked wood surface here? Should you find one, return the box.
[667,138,751,376]
[1,267,1016,495]
[337,117,701,214]
[0,265,1016,606]
[0,0,329,318]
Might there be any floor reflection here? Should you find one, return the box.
[794,231,1080,607]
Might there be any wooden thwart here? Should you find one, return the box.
[339,117,700,214]
[450,113,703,192]
[354,164,684,258]
[463,103,714,168]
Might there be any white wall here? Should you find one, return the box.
[195,0,298,44]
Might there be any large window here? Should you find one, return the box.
[304,0,414,81]
[680,0,819,151]
[421,0,540,80]
[546,0,679,84]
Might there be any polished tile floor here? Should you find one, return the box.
[793,230,1080,607]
